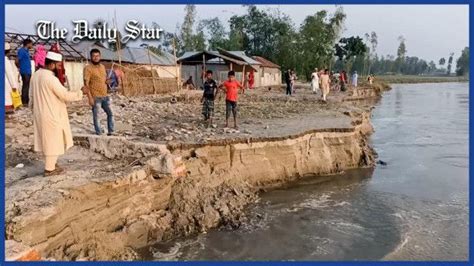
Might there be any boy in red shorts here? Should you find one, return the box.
[220,70,244,129]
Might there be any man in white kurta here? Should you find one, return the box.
[29,51,87,176]
[5,42,19,113]
[352,71,358,87]
[311,68,320,94]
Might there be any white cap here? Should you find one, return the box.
[46,51,62,62]
[5,42,10,50]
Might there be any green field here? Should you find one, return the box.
[376,75,469,84]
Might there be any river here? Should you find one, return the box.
[143,83,469,261]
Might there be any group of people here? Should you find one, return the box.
[9,39,69,110]
[5,39,123,177]
[309,68,361,102]
[5,38,376,178]
[185,69,255,94]
[5,40,123,114]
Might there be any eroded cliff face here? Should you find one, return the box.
[5,109,375,261]
[5,84,386,261]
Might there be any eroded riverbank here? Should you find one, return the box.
[5,83,389,261]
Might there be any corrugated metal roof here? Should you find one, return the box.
[122,47,175,66]
[73,42,176,66]
[179,51,199,60]
[5,32,85,61]
[179,50,262,67]
[252,56,280,69]
[73,42,118,62]
[178,50,248,66]
[224,51,261,65]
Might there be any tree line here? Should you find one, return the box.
[149,5,469,79]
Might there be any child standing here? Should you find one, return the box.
[220,71,244,129]
[201,70,218,127]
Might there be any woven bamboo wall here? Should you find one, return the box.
[121,67,178,96]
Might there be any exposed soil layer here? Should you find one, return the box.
[5,82,389,261]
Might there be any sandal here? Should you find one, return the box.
[44,167,65,177]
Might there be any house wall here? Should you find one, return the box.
[257,67,281,87]
[7,58,180,96]
[182,64,229,88]
[7,59,85,90]
[64,61,85,90]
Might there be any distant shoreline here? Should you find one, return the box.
[376,75,469,84]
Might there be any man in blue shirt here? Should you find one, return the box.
[16,39,33,105]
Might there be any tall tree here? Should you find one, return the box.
[456,47,469,76]
[396,35,407,74]
[198,17,227,50]
[179,5,205,52]
[299,8,346,77]
[225,6,298,73]
[447,52,454,75]
[367,31,378,75]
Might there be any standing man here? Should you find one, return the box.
[29,51,88,176]
[5,42,19,114]
[352,71,359,87]
[16,39,33,105]
[284,69,292,96]
[50,42,68,86]
[201,70,218,127]
[83,48,115,136]
[311,68,320,94]
[340,70,347,92]
[320,69,331,102]
[220,71,244,129]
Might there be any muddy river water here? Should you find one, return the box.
[144,83,469,261]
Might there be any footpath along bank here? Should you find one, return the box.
[5,82,390,261]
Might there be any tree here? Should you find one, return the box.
[335,36,368,73]
[225,6,298,73]
[456,47,469,76]
[198,17,227,50]
[428,61,437,74]
[147,22,177,55]
[179,5,205,52]
[439,57,446,66]
[298,8,346,77]
[366,31,378,75]
[447,52,454,75]
[396,35,407,74]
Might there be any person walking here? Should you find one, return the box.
[248,70,255,90]
[5,42,19,114]
[340,70,347,92]
[320,69,331,102]
[16,39,33,105]
[83,48,115,136]
[311,68,320,94]
[284,69,292,96]
[352,71,359,87]
[291,70,297,94]
[367,74,374,85]
[29,51,88,176]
